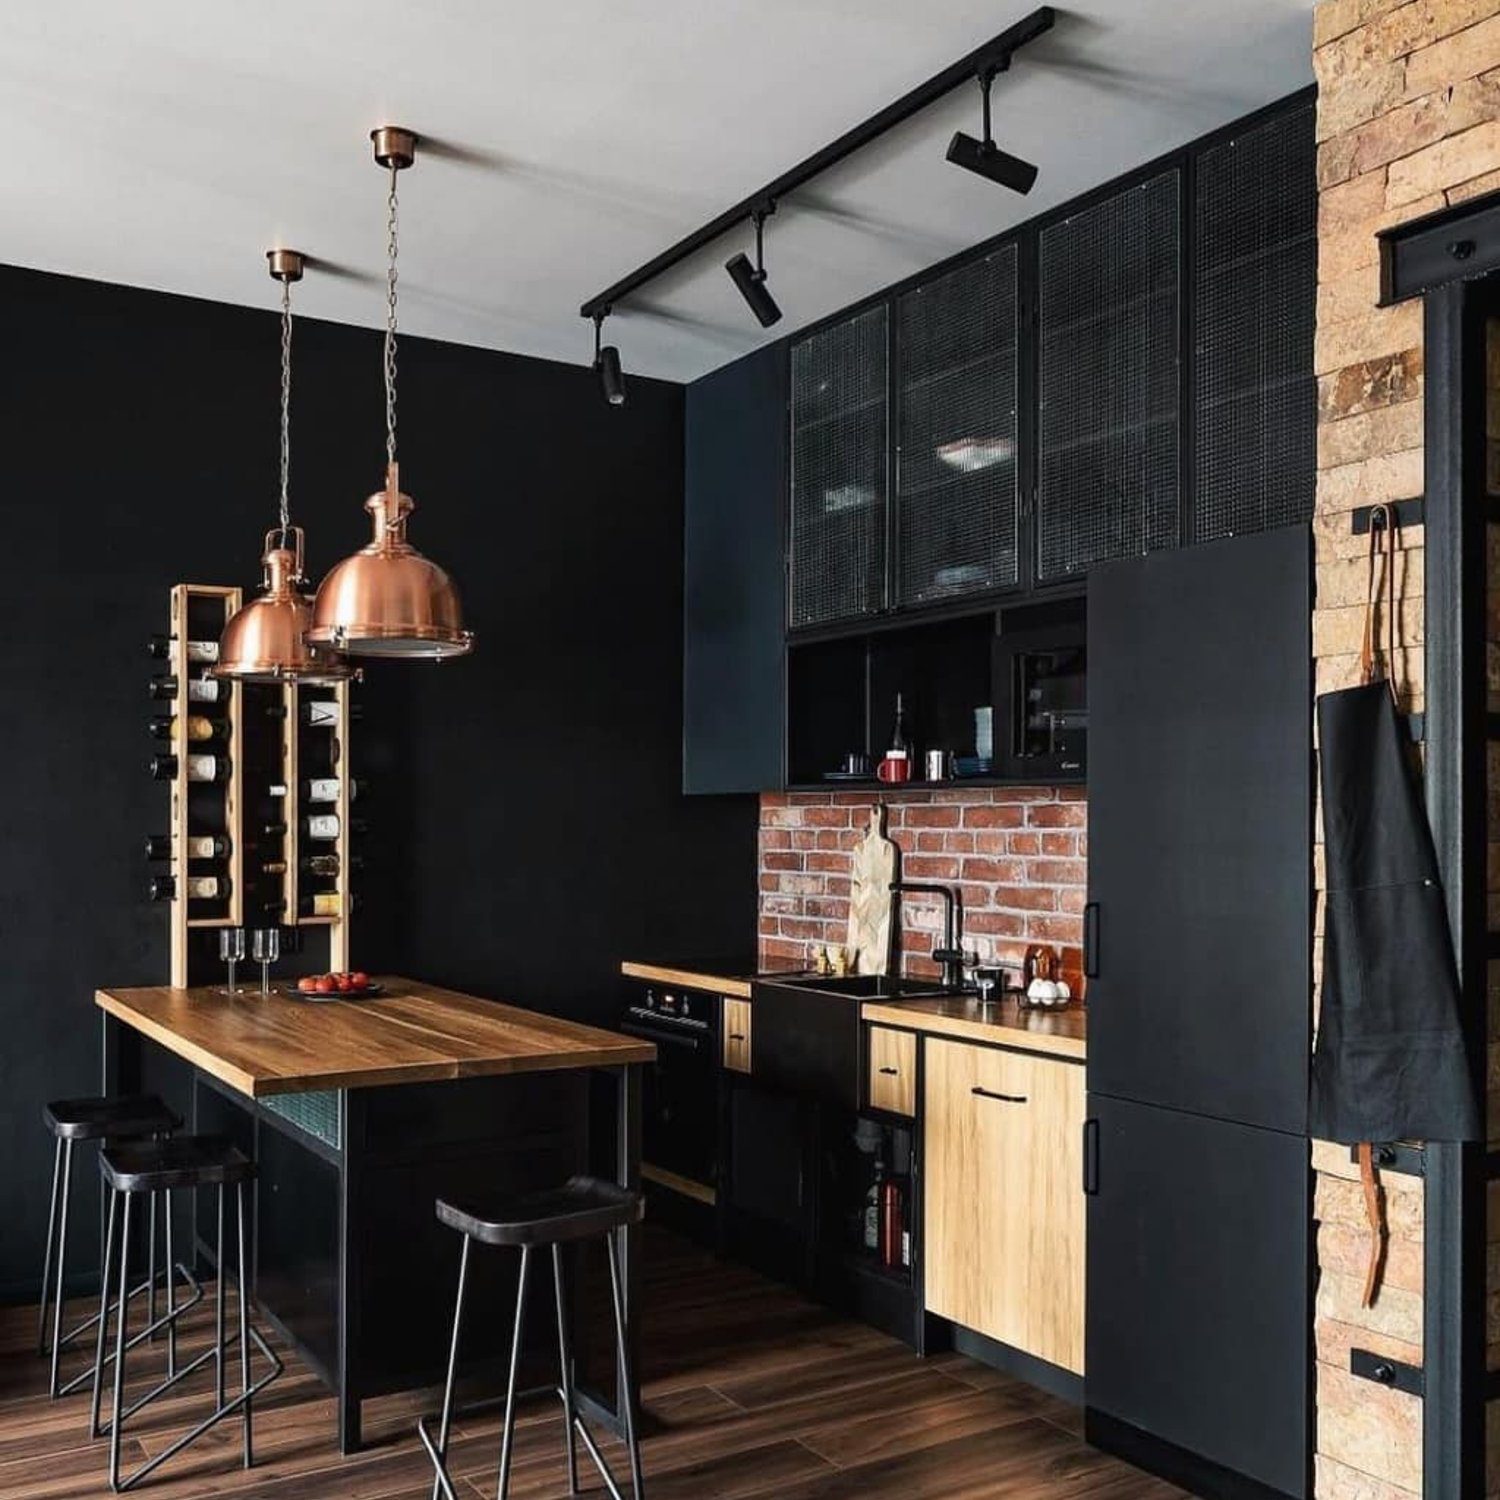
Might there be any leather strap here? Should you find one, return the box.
[1357,1141,1388,1307]
[1358,506,1398,692]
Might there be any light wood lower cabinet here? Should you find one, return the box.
[722,998,752,1073]
[867,1026,916,1115]
[922,1037,1086,1374]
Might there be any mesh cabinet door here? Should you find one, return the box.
[789,305,888,628]
[1037,171,1180,580]
[1193,106,1316,542]
[895,247,1019,608]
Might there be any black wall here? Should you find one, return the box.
[0,262,756,1300]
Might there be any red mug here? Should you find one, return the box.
[876,753,911,784]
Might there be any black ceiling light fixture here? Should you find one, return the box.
[947,62,1038,194]
[592,310,626,406]
[578,7,1054,342]
[725,203,782,328]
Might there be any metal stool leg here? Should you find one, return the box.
[47,1140,74,1397]
[90,1189,120,1439]
[237,1184,252,1468]
[146,1193,157,1344]
[108,1193,134,1493]
[37,1138,62,1357]
[605,1230,644,1500]
[163,1192,176,1379]
[552,1244,579,1497]
[424,1235,471,1500]
[496,1244,531,1500]
[215,1185,226,1413]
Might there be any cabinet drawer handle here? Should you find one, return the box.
[728,1032,746,1040]
[971,1086,1027,1103]
[878,1066,900,1076]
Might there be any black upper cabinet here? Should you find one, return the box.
[895,247,1020,607]
[1037,170,1181,581]
[789,305,889,628]
[683,344,788,795]
[1192,103,1316,543]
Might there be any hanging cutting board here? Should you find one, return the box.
[848,805,899,975]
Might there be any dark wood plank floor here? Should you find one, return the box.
[0,1228,1189,1498]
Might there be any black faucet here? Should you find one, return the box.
[888,880,970,990]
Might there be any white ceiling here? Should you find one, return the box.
[3,1,1314,383]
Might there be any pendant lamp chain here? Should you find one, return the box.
[384,162,400,471]
[278,272,293,542]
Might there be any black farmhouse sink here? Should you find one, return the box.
[750,974,962,1108]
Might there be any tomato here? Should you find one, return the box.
[334,974,354,992]
[314,975,336,994]
[297,975,317,994]
[350,972,370,990]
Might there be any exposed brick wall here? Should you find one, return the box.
[1311,2,1500,1495]
[758,787,1088,992]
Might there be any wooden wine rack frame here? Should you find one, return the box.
[280,679,352,970]
[165,583,354,986]
[169,585,244,986]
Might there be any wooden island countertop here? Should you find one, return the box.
[96,976,655,1099]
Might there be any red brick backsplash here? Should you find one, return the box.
[758,787,1089,995]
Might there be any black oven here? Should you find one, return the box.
[620,984,721,1203]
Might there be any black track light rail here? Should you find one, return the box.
[578,5,1055,321]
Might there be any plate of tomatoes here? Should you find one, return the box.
[295,971,379,1000]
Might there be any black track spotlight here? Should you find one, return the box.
[725,205,782,328]
[592,311,626,406]
[947,64,1037,194]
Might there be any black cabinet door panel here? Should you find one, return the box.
[1086,1095,1308,1499]
[1087,527,1311,1131]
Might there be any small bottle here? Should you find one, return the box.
[890,693,911,757]
[149,754,232,783]
[144,833,231,861]
[864,1163,884,1253]
[149,676,232,704]
[148,634,220,663]
[879,1175,903,1270]
[148,873,230,902]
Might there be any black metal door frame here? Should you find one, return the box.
[1379,188,1500,1500]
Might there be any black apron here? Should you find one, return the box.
[1309,509,1479,1147]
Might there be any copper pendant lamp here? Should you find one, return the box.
[308,127,473,660]
[216,251,353,684]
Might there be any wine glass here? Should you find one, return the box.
[250,927,281,997]
[218,927,247,996]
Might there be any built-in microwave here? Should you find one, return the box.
[995,604,1087,782]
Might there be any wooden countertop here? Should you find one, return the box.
[620,959,809,1000]
[861,996,1086,1062]
[97,976,655,1099]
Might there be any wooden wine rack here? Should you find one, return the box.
[162,583,355,987]
[168,584,244,986]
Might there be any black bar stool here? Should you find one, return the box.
[38,1094,190,1400]
[418,1174,646,1500]
[91,1134,284,1493]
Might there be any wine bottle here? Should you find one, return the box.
[148,873,231,902]
[262,891,353,918]
[890,692,911,757]
[261,700,361,725]
[259,859,289,876]
[303,813,340,841]
[259,821,289,839]
[302,777,359,803]
[148,715,229,742]
[148,676,231,704]
[144,833,230,861]
[148,634,220,664]
[301,852,362,878]
[149,754,232,783]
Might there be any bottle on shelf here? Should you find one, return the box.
[303,813,340,841]
[144,833,230,862]
[261,700,360,725]
[147,715,229,743]
[261,891,354,918]
[864,1162,884,1253]
[148,634,220,663]
[879,1174,903,1270]
[302,777,358,804]
[300,852,361,878]
[148,753,232,783]
[148,873,231,902]
[257,820,290,840]
[148,676,232,704]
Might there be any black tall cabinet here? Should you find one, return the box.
[1084,526,1312,1500]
